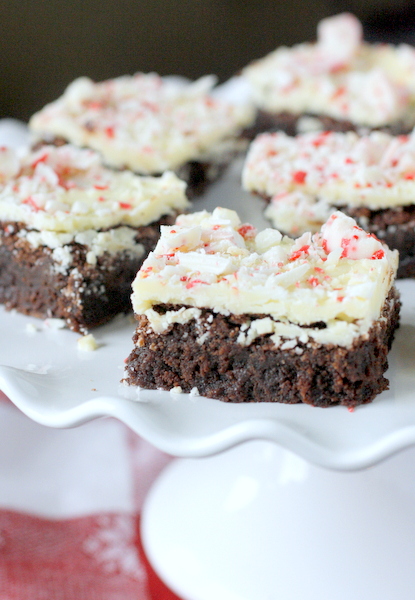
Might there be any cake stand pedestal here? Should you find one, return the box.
[141,440,415,600]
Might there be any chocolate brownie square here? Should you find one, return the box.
[0,143,189,332]
[123,207,399,407]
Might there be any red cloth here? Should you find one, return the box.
[0,400,182,600]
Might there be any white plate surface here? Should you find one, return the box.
[1,159,415,470]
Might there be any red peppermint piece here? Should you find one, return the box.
[186,279,207,289]
[22,196,41,211]
[292,170,307,184]
[31,152,49,169]
[312,131,331,147]
[289,245,310,261]
[238,224,256,238]
[331,86,346,99]
[371,249,385,260]
[307,276,320,287]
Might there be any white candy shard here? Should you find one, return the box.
[317,12,363,66]
[77,333,99,351]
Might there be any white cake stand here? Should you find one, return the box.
[1,278,415,600]
[141,441,415,600]
[1,125,415,598]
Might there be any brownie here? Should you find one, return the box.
[0,144,189,333]
[123,208,400,407]
[242,13,415,136]
[242,128,415,278]
[0,216,176,333]
[28,73,254,197]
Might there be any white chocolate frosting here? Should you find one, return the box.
[19,227,146,272]
[243,128,415,234]
[0,144,189,233]
[264,191,334,237]
[29,74,254,174]
[131,207,398,347]
[243,13,415,128]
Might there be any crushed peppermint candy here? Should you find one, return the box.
[321,212,383,259]
[29,73,255,174]
[243,12,415,128]
[243,127,415,236]
[131,207,398,347]
[0,144,189,233]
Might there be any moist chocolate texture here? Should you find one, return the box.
[175,159,229,198]
[0,214,176,333]
[124,288,400,408]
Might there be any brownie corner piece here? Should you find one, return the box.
[0,216,178,333]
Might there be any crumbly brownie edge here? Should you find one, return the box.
[0,214,177,333]
[123,287,400,408]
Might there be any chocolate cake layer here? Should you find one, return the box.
[124,288,400,408]
[0,215,175,333]
[176,159,230,199]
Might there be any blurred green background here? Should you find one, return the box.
[1,0,414,121]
